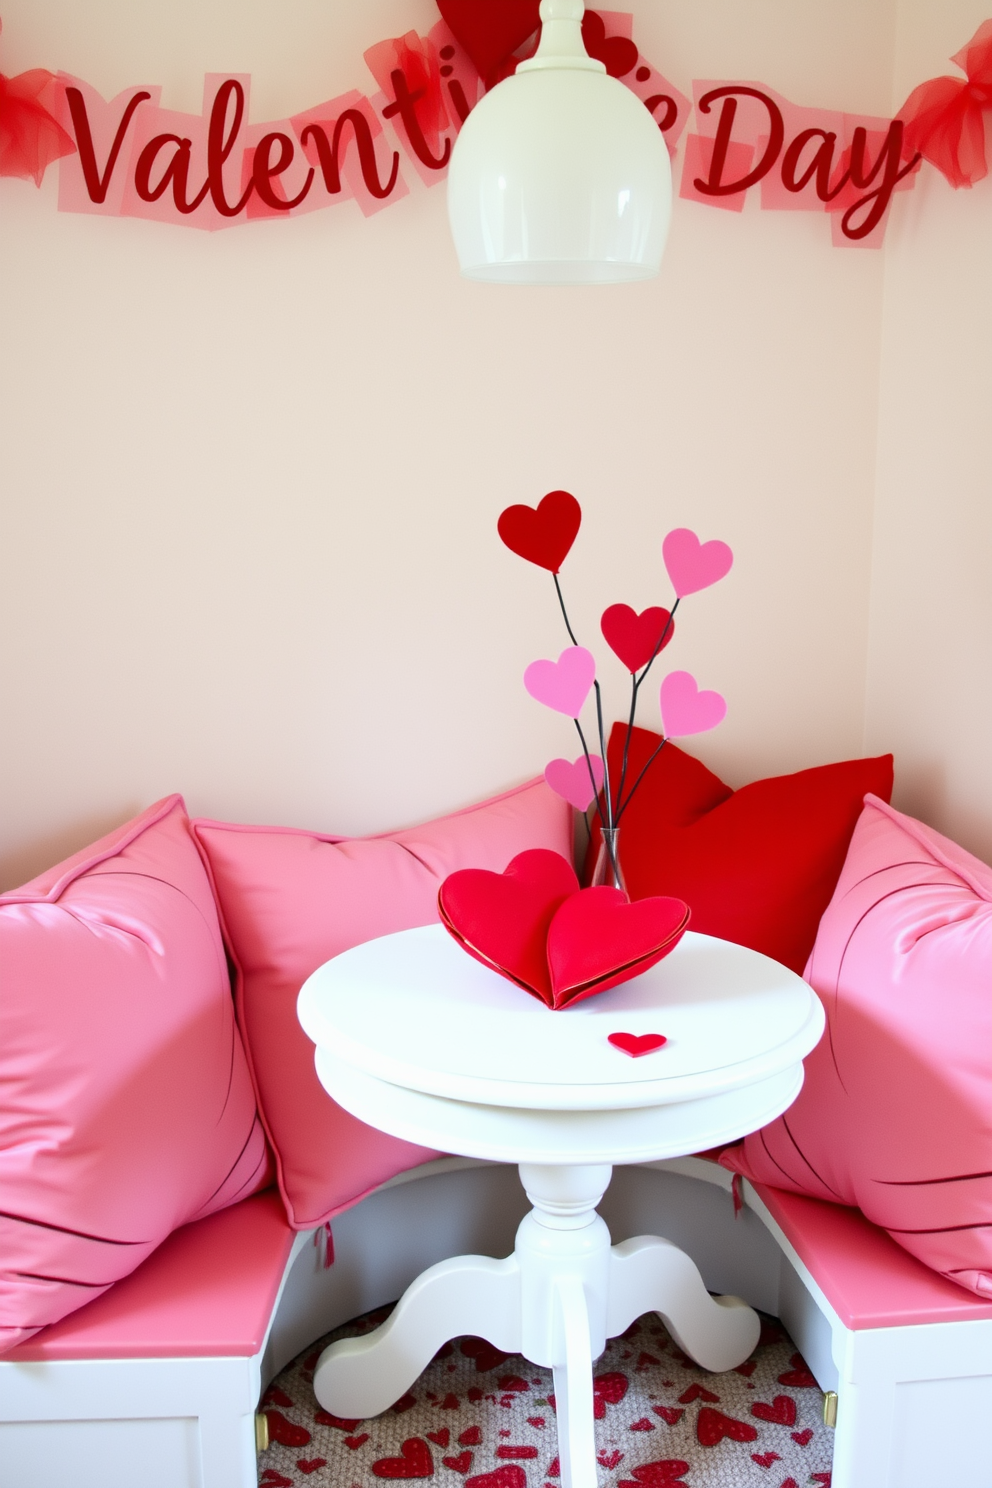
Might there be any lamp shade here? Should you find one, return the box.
[447,2,672,284]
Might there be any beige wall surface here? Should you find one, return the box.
[11,0,981,892]
[866,0,992,863]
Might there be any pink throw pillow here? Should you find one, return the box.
[193,779,572,1228]
[722,794,992,1297]
[0,797,271,1354]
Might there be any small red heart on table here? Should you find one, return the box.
[791,1428,813,1446]
[498,490,581,573]
[581,10,639,76]
[265,1410,311,1447]
[371,1437,434,1478]
[609,1032,667,1058]
[427,1429,450,1447]
[547,888,689,1007]
[601,604,674,672]
[696,1408,758,1447]
[466,1469,527,1488]
[437,0,540,83]
[345,1434,370,1450]
[443,1452,473,1474]
[751,1395,796,1426]
[439,850,579,1002]
[297,1461,327,1476]
[777,1354,817,1388]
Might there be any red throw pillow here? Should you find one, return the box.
[587,726,893,972]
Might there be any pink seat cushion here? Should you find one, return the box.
[723,795,992,1297]
[193,780,572,1229]
[0,797,272,1355]
[5,1190,293,1360]
[751,1183,992,1330]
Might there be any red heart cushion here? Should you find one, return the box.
[547,888,689,1007]
[588,727,893,973]
[438,849,580,1001]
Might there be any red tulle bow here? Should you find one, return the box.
[897,18,992,188]
[0,20,76,186]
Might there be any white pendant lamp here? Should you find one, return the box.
[447,0,672,284]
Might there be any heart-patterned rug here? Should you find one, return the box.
[258,1308,833,1488]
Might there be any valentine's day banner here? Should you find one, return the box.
[3,10,992,247]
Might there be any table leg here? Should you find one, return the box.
[312,1161,758,1488]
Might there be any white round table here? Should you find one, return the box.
[298,925,824,1488]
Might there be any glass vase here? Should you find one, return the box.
[591,825,628,898]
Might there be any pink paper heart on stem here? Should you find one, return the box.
[601,604,674,673]
[524,646,596,718]
[662,528,733,597]
[660,671,726,737]
[545,755,604,811]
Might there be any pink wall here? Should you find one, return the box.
[7,0,984,888]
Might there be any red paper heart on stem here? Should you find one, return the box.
[601,605,674,672]
[581,11,639,77]
[436,0,540,84]
[497,490,582,573]
[608,1032,667,1058]
[438,850,579,1001]
[547,888,690,1007]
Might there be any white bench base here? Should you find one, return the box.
[3,1157,992,1488]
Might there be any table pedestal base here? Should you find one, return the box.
[312,1163,759,1488]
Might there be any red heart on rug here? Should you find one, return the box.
[443,1452,473,1474]
[750,1452,781,1468]
[497,1374,529,1392]
[629,1418,656,1432]
[265,1410,312,1447]
[581,9,639,76]
[608,1032,668,1057]
[781,1481,800,1488]
[678,1383,720,1405]
[497,490,582,574]
[778,1354,817,1388]
[436,0,540,83]
[526,1417,545,1428]
[601,605,674,673]
[734,1360,757,1376]
[751,1395,796,1426]
[696,1407,758,1447]
[465,1469,527,1488]
[264,1385,294,1408]
[345,1434,370,1450]
[371,1437,434,1479]
[297,1461,327,1476]
[594,1371,630,1407]
[791,1428,813,1446]
[617,1463,690,1488]
[598,1451,624,1469]
[652,1406,684,1425]
[260,1474,293,1488]
[392,1393,418,1413]
[439,850,579,1002]
[315,1410,361,1430]
[547,887,690,1006]
[496,1446,538,1459]
[458,1425,483,1445]
[427,1429,450,1447]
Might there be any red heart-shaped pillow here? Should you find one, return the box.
[439,852,688,1008]
[547,887,689,1007]
[437,849,579,1001]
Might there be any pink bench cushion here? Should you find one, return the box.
[193,779,572,1230]
[0,796,272,1356]
[752,1182,992,1330]
[723,796,992,1298]
[5,1190,294,1361]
